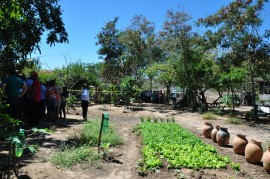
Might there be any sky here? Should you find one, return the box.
[29,0,270,70]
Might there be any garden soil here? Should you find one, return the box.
[2,103,270,179]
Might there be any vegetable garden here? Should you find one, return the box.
[137,120,240,175]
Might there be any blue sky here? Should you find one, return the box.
[30,0,270,69]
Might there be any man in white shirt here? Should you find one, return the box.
[81,84,90,121]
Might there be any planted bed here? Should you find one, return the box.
[140,122,233,170]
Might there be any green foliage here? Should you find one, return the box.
[0,0,68,74]
[153,117,159,123]
[120,76,137,104]
[66,94,78,108]
[77,119,123,147]
[50,119,123,168]
[202,112,217,120]
[221,94,240,108]
[146,116,151,122]
[140,122,231,169]
[198,0,270,120]
[229,162,241,171]
[131,124,142,136]
[50,145,101,168]
[227,117,242,125]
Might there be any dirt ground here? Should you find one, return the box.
[2,103,270,179]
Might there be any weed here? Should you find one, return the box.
[101,143,112,160]
[50,145,101,168]
[202,112,217,120]
[131,124,141,135]
[153,117,159,123]
[227,117,242,124]
[78,119,123,147]
[229,162,240,171]
[50,119,122,168]
[160,118,165,123]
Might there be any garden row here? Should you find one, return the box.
[136,119,240,175]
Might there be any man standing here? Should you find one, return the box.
[1,68,27,119]
[81,84,90,121]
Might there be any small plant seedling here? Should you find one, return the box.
[101,143,112,160]
[160,118,164,123]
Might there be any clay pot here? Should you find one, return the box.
[216,127,230,147]
[262,147,270,173]
[245,139,263,164]
[203,122,213,138]
[211,125,220,143]
[233,134,248,155]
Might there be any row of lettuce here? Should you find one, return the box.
[138,121,240,171]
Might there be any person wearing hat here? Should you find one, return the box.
[1,68,27,120]
[81,83,90,121]
[29,71,42,126]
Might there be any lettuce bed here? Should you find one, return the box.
[140,122,230,169]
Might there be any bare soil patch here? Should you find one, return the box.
[1,103,270,179]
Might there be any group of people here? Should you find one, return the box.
[141,90,165,104]
[1,68,68,127]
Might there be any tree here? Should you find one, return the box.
[159,9,203,109]
[0,0,68,75]
[120,76,137,106]
[198,0,270,120]
[96,17,124,85]
[119,15,157,83]
[97,15,161,93]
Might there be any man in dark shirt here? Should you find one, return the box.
[1,68,27,119]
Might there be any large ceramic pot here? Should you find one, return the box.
[262,147,270,173]
[245,139,263,164]
[211,125,220,143]
[203,122,213,138]
[233,134,248,155]
[216,127,230,147]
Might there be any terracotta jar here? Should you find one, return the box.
[211,125,220,143]
[245,139,263,164]
[203,122,213,138]
[262,147,270,173]
[216,127,230,147]
[233,134,248,155]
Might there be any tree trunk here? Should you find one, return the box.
[249,60,258,122]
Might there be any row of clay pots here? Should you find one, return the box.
[233,134,270,174]
[203,122,230,147]
[202,122,270,174]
